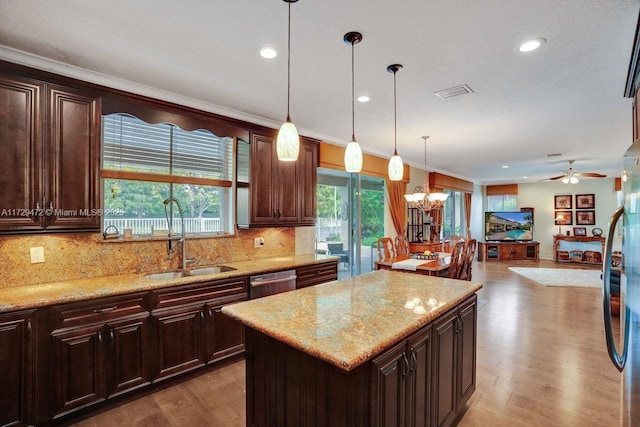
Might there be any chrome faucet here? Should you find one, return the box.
[163,197,194,270]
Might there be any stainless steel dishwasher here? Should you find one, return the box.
[249,269,297,299]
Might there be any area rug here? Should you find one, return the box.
[508,267,602,288]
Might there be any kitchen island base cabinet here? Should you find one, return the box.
[244,295,477,427]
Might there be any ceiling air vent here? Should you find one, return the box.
[434,84,474,100]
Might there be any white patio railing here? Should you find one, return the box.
[103,217,221,235]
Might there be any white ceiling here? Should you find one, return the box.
[1,0,638,185]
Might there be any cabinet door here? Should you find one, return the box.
[104,315,152,397]
[432,309,457,427]
[50,324,107,417]
[457,299,477,410]
[276,159,299,223]
[407,327,432,427]
[0,310,35,426]
[250,133,277,224]
[0,74,43,232]
[45,85,101,231]
[298,139,318,223]
[205,296,245,364]
[152,304,206,381]
[371,341,408,426]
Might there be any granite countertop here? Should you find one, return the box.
[222,270,482,372]
[0,254,338,312]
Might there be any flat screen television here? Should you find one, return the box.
[485,211,534,241]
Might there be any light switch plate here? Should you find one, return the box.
[30,246,45,264]
[254,237,265,248]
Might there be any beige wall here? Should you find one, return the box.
[474,178,621,260]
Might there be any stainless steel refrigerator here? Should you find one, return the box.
[604,140,640,426]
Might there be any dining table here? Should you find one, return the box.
[374,251,452,276]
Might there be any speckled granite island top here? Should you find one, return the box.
[222,270,482,372]
[0,254,337,312]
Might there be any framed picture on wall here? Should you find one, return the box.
[576,194,595,209]
[554,210,573,225]
[554,195,572,209]
[573,227,587,236]
[576,210,595,225]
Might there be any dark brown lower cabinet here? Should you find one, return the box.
[0,309,35,427]
[48,293,151,419]
[244,294,477,427]
[433,297,477,427]
[372,326,432,427]
[151,277,248,382]
[295,261,338,289]
[206,295,246,363]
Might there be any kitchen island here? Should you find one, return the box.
[222,270,482,426]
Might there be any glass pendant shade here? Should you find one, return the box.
[344,140,363,172]
[388,153,404,181]
[429,192,449,202]
[277,118,300,161]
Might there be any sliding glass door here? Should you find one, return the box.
[316,168,385,279]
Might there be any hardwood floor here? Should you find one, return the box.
[72,260,621,427]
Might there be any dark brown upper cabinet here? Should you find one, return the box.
[236,131,318,228]
[0,71,101,234]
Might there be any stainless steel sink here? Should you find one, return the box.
[188,266,236,276]
[146,271,190,280]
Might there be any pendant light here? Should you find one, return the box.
[343,31,364,173]
[276,0,300,162]
[404,136,449,211]
[387,64,404,181]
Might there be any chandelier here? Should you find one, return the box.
[404,136,449,211]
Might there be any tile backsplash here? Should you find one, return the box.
[1,227,296,288]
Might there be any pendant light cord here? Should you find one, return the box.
[393,70,398,155]
[286,1,292,121]
[351,40,356,141]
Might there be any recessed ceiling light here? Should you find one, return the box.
[259,47,277,59]
[518,38,546,53]
[502,165,509,169]
[357,95,370,103]
[522,176,528,179]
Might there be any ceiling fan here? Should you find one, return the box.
[547,160,606,184]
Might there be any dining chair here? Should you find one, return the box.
[458,239,477,281]
[395,235,410,257]
[444,241,466,279]
[377,237,396,260]
[442,235,466,253]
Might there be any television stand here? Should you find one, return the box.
[477,241,539,262]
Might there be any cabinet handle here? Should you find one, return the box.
[26,319,32,339]
[214,307,222,313]
[401,352,410,378]
[98,330,103,344]
[110,328,115,349]
[410,347,417,372]
[93,306,117,314]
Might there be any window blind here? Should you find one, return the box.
[102,113,233,184]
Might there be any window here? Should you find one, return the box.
[487,195,517,211]
[101,113,235,236]
[442,189,465,236]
